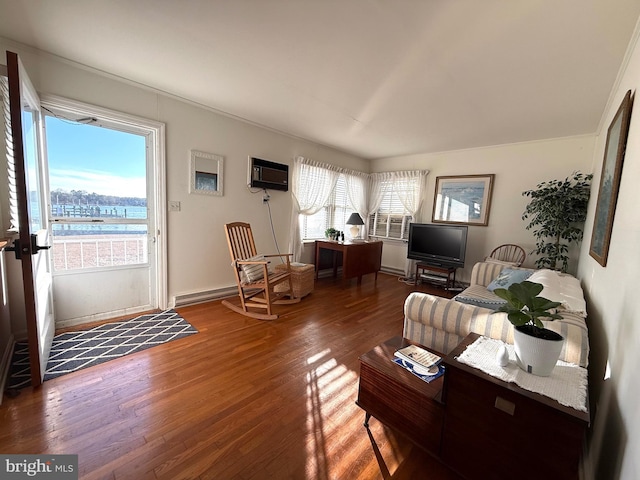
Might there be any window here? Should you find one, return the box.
[292,157,425,248]
[43,107,152,272]
[369,174,423,241]
[301,174,354,239]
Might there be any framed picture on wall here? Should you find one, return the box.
[189,150,224,196]
[589,90,633,266]
[432,174,495,226]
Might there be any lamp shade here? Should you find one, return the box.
[346,213,364,225]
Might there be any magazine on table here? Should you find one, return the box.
[394,344,441,369]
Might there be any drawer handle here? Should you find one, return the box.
[495,396,515,416]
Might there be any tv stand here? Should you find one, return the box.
[415,263,456,290]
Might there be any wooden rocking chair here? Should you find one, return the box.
[222,222,300,320]
[488,244,526,266]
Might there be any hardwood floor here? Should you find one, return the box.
[0,273,461,480]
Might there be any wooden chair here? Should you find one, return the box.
[222,222,300,320]
[488,244,526,266]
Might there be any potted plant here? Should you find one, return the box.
[493,280,564,376]
[522,171,592,272]
[324,227,338,240]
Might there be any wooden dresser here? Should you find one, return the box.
[440,334,590,480]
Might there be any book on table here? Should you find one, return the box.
[394,344,441,369]
[392,357,445,382]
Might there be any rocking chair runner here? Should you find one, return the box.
[222,222,300,320]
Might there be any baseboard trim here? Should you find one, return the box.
[173,272,402,308]
[55,305,154,329]
[173,286,237,307]
[381,266,405,276]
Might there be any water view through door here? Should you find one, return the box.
[44,109,158,326]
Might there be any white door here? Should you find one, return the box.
[41,99,165,326]
[6,51,55,386]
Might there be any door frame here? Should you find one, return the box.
[41,94,168,314]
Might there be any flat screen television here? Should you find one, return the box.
[407,223,468,268]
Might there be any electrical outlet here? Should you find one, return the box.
[169,201,181,212]
[263,193,270,203]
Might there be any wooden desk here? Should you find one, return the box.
[315,240,382,284]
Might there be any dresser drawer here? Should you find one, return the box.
[441,363,586,480]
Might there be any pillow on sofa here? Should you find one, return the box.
[454,285,507,310]
[487,268,533,291]
[240,254,267,283]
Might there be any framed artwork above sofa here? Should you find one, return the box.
[432,174,495,226]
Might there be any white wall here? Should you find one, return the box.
[158,96,367,300]
[577,26,640,480]
[0,40,368,312]
[371,136,595,282]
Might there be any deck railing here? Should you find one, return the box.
[52,235,148,271]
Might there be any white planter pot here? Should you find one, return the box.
[513,326,564,377]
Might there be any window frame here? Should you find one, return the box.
[368,212,413,241]
[368,175,420,241]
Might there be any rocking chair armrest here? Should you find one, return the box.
[264,253,293,265]
[236,259,269,266]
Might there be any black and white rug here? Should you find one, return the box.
[5,309,197,390]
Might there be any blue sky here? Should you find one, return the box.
[45,117,147,198]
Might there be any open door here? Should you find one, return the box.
[6,51,55,387]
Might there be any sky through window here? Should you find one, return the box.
[45,116,146,199]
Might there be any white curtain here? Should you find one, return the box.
[366,172,392,240]
[344,171,368,238]
[367,173,392,211]
[397,170,429,276]
[394,170,429,221]
[367,170,428,217]
[289,157,340,261]
[289,158,428,272]
[368,170,429,275]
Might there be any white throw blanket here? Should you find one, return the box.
[456,336,588,412]
[527,269,587,317]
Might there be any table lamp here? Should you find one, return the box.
[346,212,365,239]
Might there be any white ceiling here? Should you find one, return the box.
[1,1,639,159]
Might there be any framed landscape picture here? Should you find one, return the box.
[432,174,495,226]
[589,90,633,266]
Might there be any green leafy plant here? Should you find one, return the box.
[494,281,563,336]
[324,227,338,239]
[522,171,593,272]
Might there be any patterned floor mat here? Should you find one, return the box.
[5,309,197,390]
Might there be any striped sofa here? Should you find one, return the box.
[403,261,590,367]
